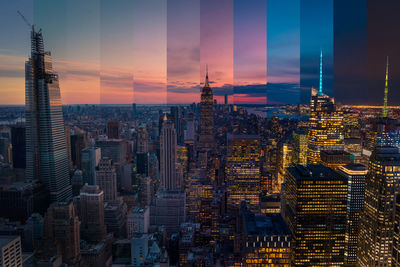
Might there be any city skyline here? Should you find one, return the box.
[1,0,399,106]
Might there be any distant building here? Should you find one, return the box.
[0,236,22,267]
[137,124,149,153]
[292,129,308,166]
[199,70,214,150]
[81,147,101,185]
[226,134,261,212]
[107,121,120,139]
[284,165,347,265]
[357,146,400,266]
[71,131,88,170]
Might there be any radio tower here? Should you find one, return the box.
[382,56,389,118]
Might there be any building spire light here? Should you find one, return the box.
[382,56,389,118]
[318,50,323,96]
[205,64,209,87]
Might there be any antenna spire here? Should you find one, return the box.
[318,50,323,96]
[382,56,389,118]
[205,65,209,87]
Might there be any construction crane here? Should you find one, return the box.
[17,10,32,28]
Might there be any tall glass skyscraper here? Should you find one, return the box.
[25,27,72,202]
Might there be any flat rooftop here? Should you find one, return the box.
[243,212,290,237]
[288,164,346,181]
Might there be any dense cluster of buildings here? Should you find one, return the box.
[1,27,400,267]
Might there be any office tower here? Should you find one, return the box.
[224,94,228,105]
[160,115,180,190]
[393,194,400,265]
[137,124,149,153]
[96,138,127,165]
[285,165,347,265]
[81,147,101,185]
[292,129,308,166]
[226,134,261,212]
[71,170,83,196]
[25,27,71,201]
[131,233,148,266]
[64,126,72,172]
[308,52,344,164]
[240,204,291,266]
[96,158,117,202]
[136,152,149,176]
[0,236,22,267]
[199,69,214,150]
[80,184,107,243]
[70,131,88,169]
[276,142,293,191]
[138,177,152,207]
[357,146,400,266]
[126,207,149,239]
[320,150,352,170]
[150,189,186,234]
[44,201,81,266]
[170,106,183,145]
[337,164,367,265]
[11,126,25,169]
[104,197,127,238]
[107,121,121,139]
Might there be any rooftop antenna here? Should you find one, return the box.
[205,64,209,87]
[382,56,389,118]
[318,50,323,96]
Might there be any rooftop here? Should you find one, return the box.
[243,212,290,237]
[288,164,346,181]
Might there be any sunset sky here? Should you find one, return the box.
[1,0,397,106]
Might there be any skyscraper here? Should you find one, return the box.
[337,164,367,265]
[96,158,117,202]
[226,134,261,212]
[199,68,214,150]
[11,126,26,169]
[357,146,400,266]
[79,184,107,243]
[81,147,101,185]
[136,124,149,153]
[107,121,121,139]
[25,27,71,202]
[160,115,180,190]
[308,52,344,164]
[284,165,347,265]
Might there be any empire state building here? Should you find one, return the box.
[199,68,214,150]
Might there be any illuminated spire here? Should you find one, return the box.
[318,50,323,96]
[205,64,209,87]
[382,56,389,118]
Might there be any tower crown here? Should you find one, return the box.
[318,50,323,96]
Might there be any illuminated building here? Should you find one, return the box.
[25,27,72,202]
[357,146,400,266]
[337,164,367,265]
[199,68,214,150]
[259,193,281,214]
[320,150,352,170]
[176,145,188,180]
[284,165,347,265]
[393,194,400,265]
[343,112,361,138]
[240,204,292,266]
[292,129,308,166]
[344,138,363,162]
[308,51,344,164]
[96,158,117,202]
[79,184,107,243]
[107,121,121,139]
[226,134,261,212]
[276,142,292,191]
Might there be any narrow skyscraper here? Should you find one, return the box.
[357,146,400,266]
[199,67,214,150]
[25,27,71,201]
